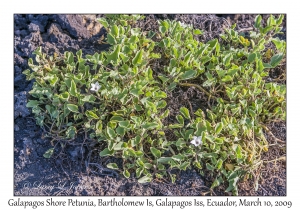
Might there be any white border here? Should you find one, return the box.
[1,0,299,209]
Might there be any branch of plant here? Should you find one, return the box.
[179,82,229,103]
[260,124,285,144]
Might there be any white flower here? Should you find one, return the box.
[190,136,202,147]
[90,82,101,92]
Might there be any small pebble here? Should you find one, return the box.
[14,125,20,131]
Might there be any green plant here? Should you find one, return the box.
[23,14,286,195]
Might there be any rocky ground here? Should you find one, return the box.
[14,14,286,196]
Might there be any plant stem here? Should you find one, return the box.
[260,124,286,144]
[179,82,229,103]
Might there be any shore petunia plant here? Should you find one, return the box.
[23,14,286,195]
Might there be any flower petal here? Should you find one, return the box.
[190,139,196,146]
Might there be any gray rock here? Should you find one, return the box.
[55,15,101,39]
[14,124,20,131]
[56,14,90,39]
[69,146,85,161]
[28,22,44,33]
[14,66,22,75]
[14,91,30,119]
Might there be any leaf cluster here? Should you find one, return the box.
[23,14,286,194]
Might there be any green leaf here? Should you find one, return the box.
[82,95,96,103]
[85,110,99,119]
[215,122,223,134]
[111,25,119,37]
[207,39,218,48]
[193,29,203,35]
[272,38,285,51]
[267,15,276,26]
[66,126,76,139]
[107,33,117,45]
[211,176,224,188]
[107,45,121,64]
[107,163,118,169]
[221,75,233,82]
[95,120,103,133]
[119,121,130,128]
[138,175,152,183]
[107,127,116,139]
[155,91,167,98]
[179,70,197,80]
[254,15,262,29]
[223,53,232,66]
[276,14,284,25]
[142,122,159,130]
[176,115,184,125]
[110,116,124,122]
[215,159,223,170]
[136,167,144,178]
[225,176,239,193]
[116,126,125,136]
[157,157,172,164]
[206,163,215,170]
[98,18,109,28]
[150,147,161,158]
[159,26,167,33]
[132,49,143,66]
[43,148,54,158]
[180,107,190,119]
[157,100,167,109]
[100,148,114,157]
[236,145,243,159]
[172,154,185,162]
[123,170,130,178]
[26,100,39,108]
[69,79,77,97]
[179,161,190,170]
[130,88,143,97]
[270,53,284,67]
[144,163,152,169]
[227,68,239,76]
[67,104,79,113]
[60,92,70,101]
[248,53,256,63]
[169,124,183,129]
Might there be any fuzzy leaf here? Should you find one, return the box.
[26,100,39,108]
[142,122,159,130]
[193,29,203,35]
[100,148,114,157]
[176,115,184,125]
[123,170,130,178]
[111,25,119,37]
[107,163,118,169]
[43,148,54,158]
[150,147,161,158]
[157,157,172,164]
[179,70,197,80]
[138,175,152,183]
[180,107,190,119]
[215,122,223,134]
[132,49,143,66]
[85,110,99,119]
[107,127,116,139]
[69,79,77,96]
[270,53,284,67]
[254,15,262,29]
[67,104,79,113]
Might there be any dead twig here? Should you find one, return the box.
[261,124,286,144]
[238,27,253,32]
[179,82,229,103]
